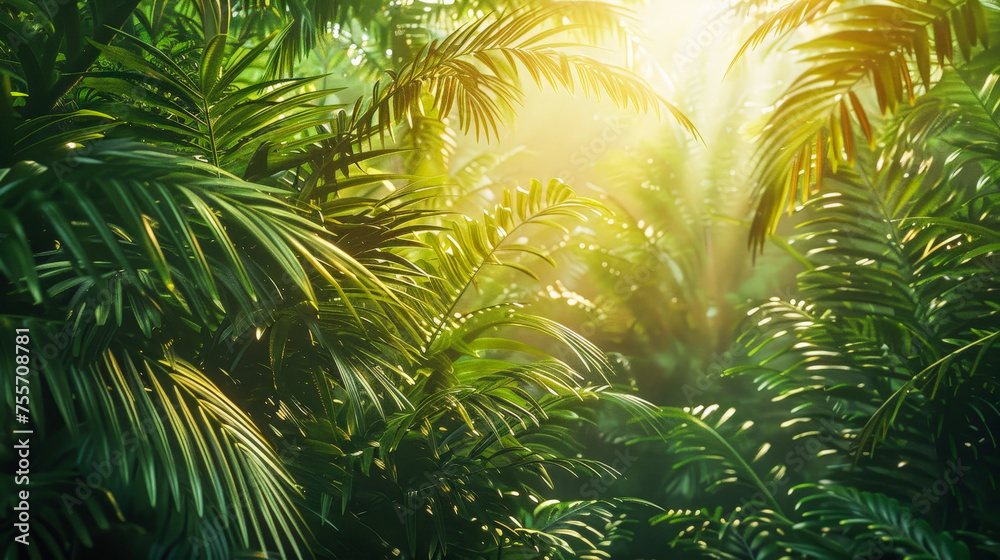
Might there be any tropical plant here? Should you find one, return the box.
[643,15,1000,555]
[5,0,1000,558]
[0,0,698,558]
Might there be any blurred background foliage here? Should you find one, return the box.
[2,0,1000,559]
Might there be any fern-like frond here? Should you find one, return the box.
[742,0,993,251]
[502,498,646,560]
[0,142,392,319]
[418,178,605,342]
[0,335,308,557]
[794,484,972,560]
[87,31,346,178]
[728,0,836,76]
[339,5,698,147]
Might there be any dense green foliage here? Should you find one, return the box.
[2,0,1000,559]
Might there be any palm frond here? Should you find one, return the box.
[741,0,993,251]
[793,484,972,560]
[340,5,697,147]
[87,32,347,178]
